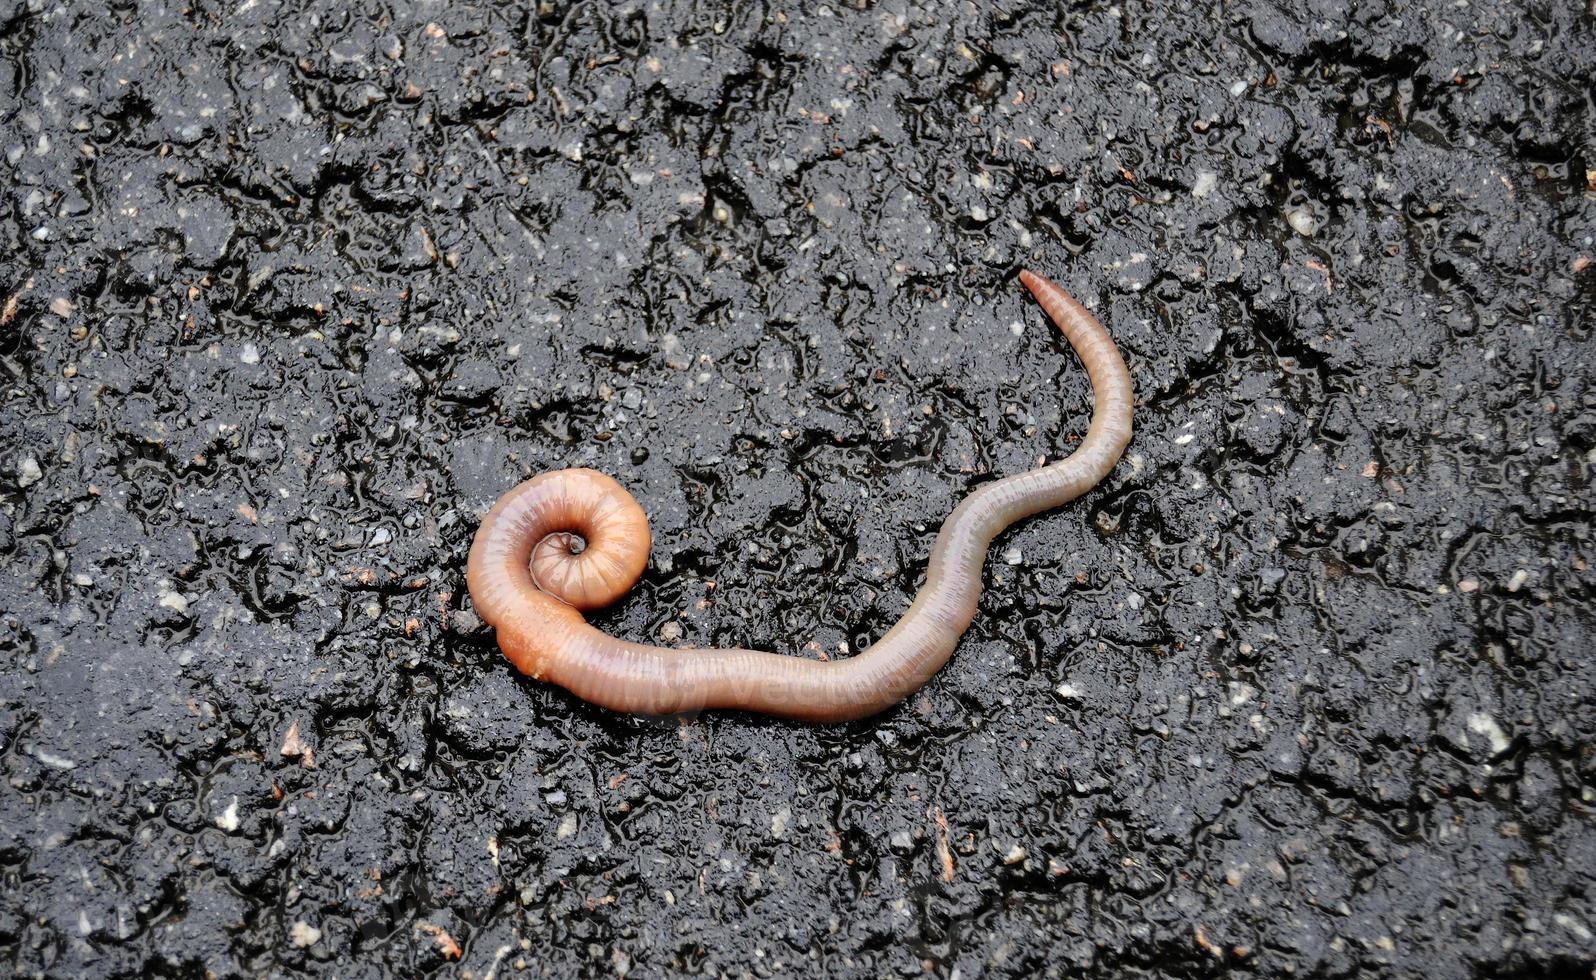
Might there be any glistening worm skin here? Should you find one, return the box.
[466,270,1134,722]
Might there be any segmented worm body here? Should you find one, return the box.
[466,270,1134,722]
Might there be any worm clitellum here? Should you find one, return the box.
[466,270,1134,722]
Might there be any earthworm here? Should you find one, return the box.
[466,270,1134,722]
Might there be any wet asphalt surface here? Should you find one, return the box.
[2,0,1595,976]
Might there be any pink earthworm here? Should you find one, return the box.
[466,270,1134,722]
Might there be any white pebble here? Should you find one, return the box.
[1286,209,1316,237]
[239,342,261,365]
[289,921,322,948]
[1467,712,1510,756]
[1002,547,1023,565]
[1505,568,1529,592]
[1192,171,1218,198]
[1555,913,1594,943]
[33,747,77,770]
[17,455,42,487]
[215,797,241,832]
